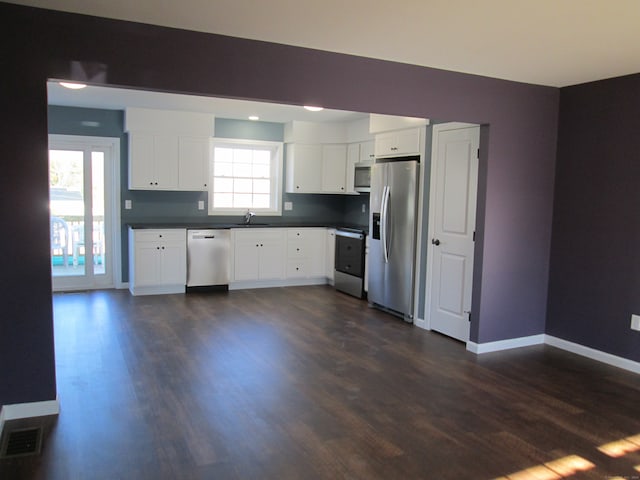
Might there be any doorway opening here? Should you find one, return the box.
[48,135,120,291]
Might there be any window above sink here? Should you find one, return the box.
[209,138,283,216]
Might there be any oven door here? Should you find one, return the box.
[334,229,365,298]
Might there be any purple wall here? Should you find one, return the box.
[547,74,640,361]
[0,3,559,406]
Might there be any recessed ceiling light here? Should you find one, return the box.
[59,82,87,90]
[304,105,324,112]
[248,115,259,121]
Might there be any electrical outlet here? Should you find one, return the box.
[198,200,204,210]
[631,314,640,331]
[124,199,132,210]
[362,203,366,213]
[284,201,293,211]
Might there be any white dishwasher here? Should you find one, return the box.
[186,229,230,290]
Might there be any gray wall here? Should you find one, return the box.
[1,3,559,406]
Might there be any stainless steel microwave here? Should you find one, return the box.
[354,162,372,192]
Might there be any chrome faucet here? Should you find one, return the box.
[243,210,255,224]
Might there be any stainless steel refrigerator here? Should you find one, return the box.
[368,156,420,321]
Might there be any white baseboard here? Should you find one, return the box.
[414,318,428,330]
[129,284,185,296]
[465,333,640,375]
[0,399,60,436]
[545,335,640,374]
[229,277,327,290]
[466,334,545,354]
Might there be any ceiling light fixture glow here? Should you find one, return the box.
[248,115,259,121]
[59,82,87,90]
[303,105,324,112]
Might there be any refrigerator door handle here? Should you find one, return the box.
[381,185,390,263]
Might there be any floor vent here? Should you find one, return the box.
[1,427,43,458]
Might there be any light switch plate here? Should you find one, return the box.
[284,201,293,211]
[631,314,640,331]
[124,199,132,210]
[198,200,205,210]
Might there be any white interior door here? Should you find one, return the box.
[49,135,119,291]
[426,124,479,342]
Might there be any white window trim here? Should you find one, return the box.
[208,138,283,216]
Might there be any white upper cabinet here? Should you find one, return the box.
[286,144,322,193]
[321,144,347,193]
[178,136,210,191]
[126,108,214,191]
[359,140,375,162]
[346,143,359,194]
[129,132,179,190]
[368,114,429,134]
[374,127,422,157]
[285,143,347,194]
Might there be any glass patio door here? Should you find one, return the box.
[49,137,114,291]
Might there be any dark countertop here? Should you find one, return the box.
[127,222,369,234]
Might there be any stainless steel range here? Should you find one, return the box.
[334,228,366,298]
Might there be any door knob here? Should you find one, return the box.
[431,238,440,246]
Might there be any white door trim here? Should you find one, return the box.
[423,122,479,335]
[48,134,121,290]
[413,126,427,321]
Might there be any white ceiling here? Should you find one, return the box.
[9,0,640,87]
[47,83,368,124]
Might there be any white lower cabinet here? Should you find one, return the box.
[326,228,336,284]
[230,227,328,288]
[286,228,326,278]
[232,229,286,281]
[129,228,186,295]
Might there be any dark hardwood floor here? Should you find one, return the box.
[2,286,639,479]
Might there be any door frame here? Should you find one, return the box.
[423,122,479,336]
[48,134,121,291]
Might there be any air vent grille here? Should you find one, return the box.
[1,427,42,458]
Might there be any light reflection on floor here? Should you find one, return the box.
[598,434,640,458]
[494,433,640,479]
[494,454,595,479]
